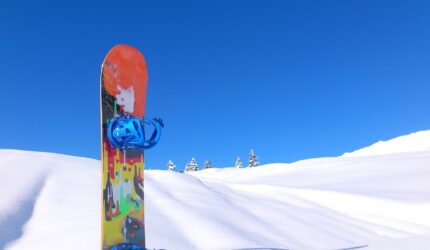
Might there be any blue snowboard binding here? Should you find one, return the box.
[107,116,163,150]
[110,243,145,250]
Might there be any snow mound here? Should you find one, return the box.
[1,130,430,249]
[343,130,430,157]
[0,150,100,250]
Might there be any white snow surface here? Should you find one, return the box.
[342,130,430,157]
[1,131,430,250]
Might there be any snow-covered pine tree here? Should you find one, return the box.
[167,160,176,171]
[185,157,199,172]
[204,160,212,169]
[248,149,259,168]
[235,156,243,168]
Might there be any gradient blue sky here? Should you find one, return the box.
[1,0,429,170]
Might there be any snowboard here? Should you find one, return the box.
[100,44,148,250]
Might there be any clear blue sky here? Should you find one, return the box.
[1,1,429,170]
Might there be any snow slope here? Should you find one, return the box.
[343,130,430,157]
[1,131,430,249]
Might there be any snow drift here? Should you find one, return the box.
[1,131,430,249]
[343,130,430,157]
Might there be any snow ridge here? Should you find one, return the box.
[343,130,430,157]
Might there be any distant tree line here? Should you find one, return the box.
[166,149,259,172]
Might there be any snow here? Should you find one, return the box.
[342,130,430,157]
[1,131,430,249]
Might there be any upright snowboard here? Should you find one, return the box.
[100,44,159,250]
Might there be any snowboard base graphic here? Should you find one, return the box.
[100,44,148,249]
